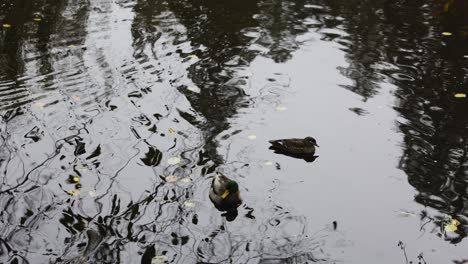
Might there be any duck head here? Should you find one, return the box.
[305,137,319,147]
[221,180,239,199]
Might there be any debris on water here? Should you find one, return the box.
[33,17,42,22]
[442,32,452,36]
[165,175,178,182]
[89,190,98,197]
[187,54,198,59]
[248,134,257,140]
[71,95,81,101]
[68,189,80,196]
[184,201,196,207]
[180,177,192,183]
[444,218,461,233]
[275,106,287,111]
[68,44,77,49]
[2,24,11,28]
[152,255,167,263]
[167,157,181,165]
[187,86,201,93]
[264,161,273,166]
[454,93,466,98]
[70,176,80,183]
[168,128,175,133]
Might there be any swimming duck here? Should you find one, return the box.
[269,136,319,162]
[209,173,242,212]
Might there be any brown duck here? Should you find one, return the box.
[269,136,319,162]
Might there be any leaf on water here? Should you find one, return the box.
[165,175,178,182]
[34,102,46,108]
[184,201,196,207]
[180,177,192,183]
[89,190,98,197]
[187,54,198,59]
[33,17,42,22]
[167,157,181,165]
[442,32,452,36]
[168,128,175,133]
[264,161,273,166]
[68,189,80,196]
[2,24,11,28]
[71,95,80,101]
[248,134,257,140]
[187,86,201,93]
[454,93,466,98]
[444,218,461,233]
[152,255,167,263]
[275,106,287,111]
[71,176,80,183]
[68,44,76,49]
[141,146,163,167]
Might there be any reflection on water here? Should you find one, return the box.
[0,0,467,263]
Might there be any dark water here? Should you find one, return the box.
[0,0,467,263]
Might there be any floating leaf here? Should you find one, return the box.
[184,201,196,207]
[180,177,192,183]
[264,161,273,166]
[152,255,167,263]
[68,44,76,49]
[275,106,287,111]
[68,189,80,196]
[167,157,181,165]
[71,176,80,183]
[34,102,46,108]
[248,134,257,140]
[33,17,42,22]
[444,218,461,233]
[165,175,178,182]
[141,146,163,167]
[187,86,201,93]
[442,32,452,36]
[454,93,466,98]
[187,54,198,59]
[71,95,80,101]
[168,128,175,133]
[2,24,11,28]
[89,190,98,197]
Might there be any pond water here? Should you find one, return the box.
[0,0,467,263]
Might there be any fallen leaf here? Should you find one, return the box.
[165,175,178,182]
[184,201,196,207]
[442,32,452,36]
[187,86,201,93]
[68,189,80,196]
[34,102,46,108]
[152,255,167,263]
[187,54,198,59]
[264,161,273,166]
[167,157,181,165]
[248,134,257,140]
[454,93,466,98]
[2,24,11,28]
[180,177,192,183]
[168,128,175,133]
[89,190,98,197]
[33,17,42,22]
[275,106,287,111]
[71,176,80,183]
[71,95,80,101]
[445,218,461,233]
[68,44,76,49]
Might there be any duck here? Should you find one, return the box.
[269,136,319,162]
[209,173,242,212]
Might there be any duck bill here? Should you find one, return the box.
[221,190,230,199]
[314,143,319,147]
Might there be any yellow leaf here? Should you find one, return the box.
[275,106,287,111]
[187,54,198,59]
[71,176,80,183]
[2,24,11,28]
[165,175,178,182]
[152,255,167,263]
[442,32,452,36]
[89,190,98,197]
[184,201,196,207]
[180,177,192,183]
[68,44,76,49]
[264,161,273,166]
[445,223,458,232]
[68,189,80,196]
[450,218,461,226]
[248,134,257,140]
[33,17,42,22]
[34,102,46,108]
[167,157,181,165]
[71,95,80,101]
[168,128,175,133]
[454,93,466,98]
